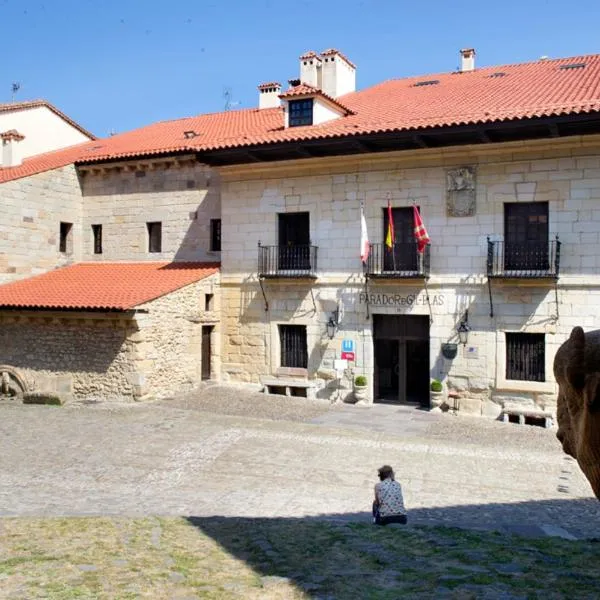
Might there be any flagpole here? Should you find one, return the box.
[361,200,371,320]
[386,192,396,273]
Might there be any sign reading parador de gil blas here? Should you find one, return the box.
[358,292,445,306]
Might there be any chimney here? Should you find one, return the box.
[258,82,282,109]
[299,51,322,89]
[319,49,356,98]
[460,48,476,72]
[1,129,25,168]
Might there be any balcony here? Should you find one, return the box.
[366,242,430,278]
[487,237,560,279]
[258,244,318,278]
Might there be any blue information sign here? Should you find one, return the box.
[342,339,354,353]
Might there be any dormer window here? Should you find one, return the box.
[289,99,313,127]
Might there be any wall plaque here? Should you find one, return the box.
[446,166,476,217]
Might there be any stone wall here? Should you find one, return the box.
[0,165,83,283]
[135,273,220,398]
[218,136,600,416]
[0,313,136,402]
[0,272,220,403]
[81,161,221,263]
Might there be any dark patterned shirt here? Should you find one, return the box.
[375,478,406,517]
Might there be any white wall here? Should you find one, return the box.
[321,55,356,98]
[0,106,91,165]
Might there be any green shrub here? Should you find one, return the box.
[23,392,62,406]
[430,379,443,392]
[354,375,367,387]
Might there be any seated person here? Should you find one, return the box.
[372,465,407,525]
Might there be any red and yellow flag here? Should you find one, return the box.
[385,199,395,249]
[413,205,430,254]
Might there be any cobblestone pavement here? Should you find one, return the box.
[1,385,599,540]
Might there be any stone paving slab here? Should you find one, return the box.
[1,391,599,540]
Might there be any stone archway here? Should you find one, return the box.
[0,366,30,399]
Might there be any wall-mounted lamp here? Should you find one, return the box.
[327,309,339,340]
[456,310,470,346]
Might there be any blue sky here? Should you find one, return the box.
[3,0,599,137]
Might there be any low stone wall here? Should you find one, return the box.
[0,313,136,402]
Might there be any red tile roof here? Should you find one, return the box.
[0,262,220,311]
[1,53,599,182]
[299,51,320,61]
[0,100,96,140]
[0,129,25,141]
[0,141,95,184]
[279,83,354,114]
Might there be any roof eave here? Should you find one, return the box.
[195,111,600,166]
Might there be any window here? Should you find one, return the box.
[205,293,214,311]
[506,333,545,382]
[504,202,548,271]
[147,221,162,253]
[278,212,311,270]
[288,99,313,127]
[383,206,418,272]
[59,222,72,254]
[279,325,308,368]
[92,224,102,254]
[210,219,221,252]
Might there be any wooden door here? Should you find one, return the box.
[201,326,213,380]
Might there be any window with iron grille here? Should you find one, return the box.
[506,332,545,382]
[382,206,418,272]
[278,212,311,270]
[279,325,308,369]
[210,219,221,251]
[288,99,313,127]
[504,202,548,271]
[92,224,102,254]
[147,221,162,253]
[59,221,72,254]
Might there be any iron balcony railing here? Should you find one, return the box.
[487,236,561,278]
[366,242,430,278]
[258,244,318,278]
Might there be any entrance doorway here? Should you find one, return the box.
[373,314,430,406]
[201,326,213,381]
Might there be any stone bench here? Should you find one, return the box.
[260,377,317,400]
[502,405,553,428]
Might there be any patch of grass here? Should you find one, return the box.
[1,516,599,599]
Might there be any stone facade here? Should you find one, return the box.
[80,159,220,263]
[0,312,136,402]
[218,135,600,418]
[0,275,220,403]
[134,274,220,398]
[0,164,83,283]
[0,158,221,284]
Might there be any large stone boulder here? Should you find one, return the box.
[554,326,600,500]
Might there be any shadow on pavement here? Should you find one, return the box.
[186,498,600,598]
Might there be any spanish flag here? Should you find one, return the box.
[385,199,395,250]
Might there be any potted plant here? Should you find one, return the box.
[353,375,368,403]
[430,378,444,409]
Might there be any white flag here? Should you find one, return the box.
[360,204,370,264]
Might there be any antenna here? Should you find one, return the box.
[223,86,240,111]
[11,82,20,102]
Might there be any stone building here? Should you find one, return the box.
[1,48,600,417]
[0,262,219,402]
